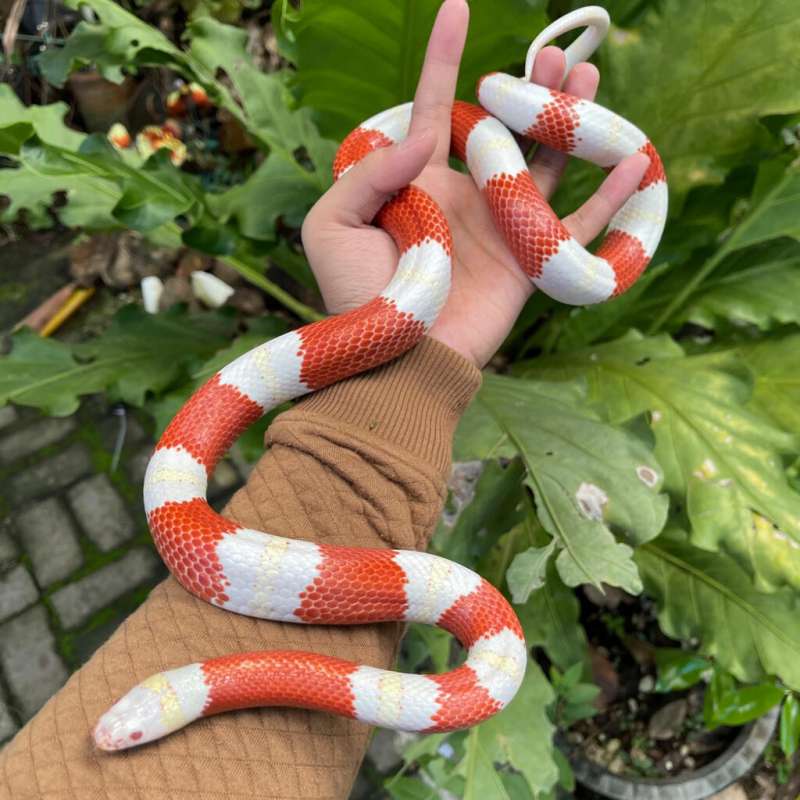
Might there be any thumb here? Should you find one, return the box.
[316,128,437,226]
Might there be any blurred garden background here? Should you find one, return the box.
[1,0,800,797]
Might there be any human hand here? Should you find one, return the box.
[301,0,649,368]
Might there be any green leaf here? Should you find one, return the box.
[600,0,800,200]
[5,135,201,234]
[516,561,588,671]
[0,165,119,229]
[0,84,86,155]
[208,152,323,242]
[780,694,800,757]
[455,374,667,592]
[636,535,800,690]
[0,85,85,153]
[0,306,236,416]
[434,459,525,569]
[681,246,800,332]
[506,540,556,604]
[457,659,558,800]
[522,332,800,592]
[704,674,784,729]
[40,0,182,87]
[282,0,547,140]
[743,335,800,435]
[650,158,800,330]
[654,648,711,692]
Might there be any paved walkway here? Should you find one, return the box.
[0,400,245,745]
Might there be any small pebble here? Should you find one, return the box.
[608,756,625,775]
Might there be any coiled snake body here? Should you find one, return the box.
[94,7,667,751]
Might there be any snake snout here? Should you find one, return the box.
[94,665,209,751]
[93,688,158,751]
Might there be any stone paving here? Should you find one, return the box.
[0,399,247,746]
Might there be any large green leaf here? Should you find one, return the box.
[0,166,119,229]
[742,335,800,434]
[636,535,800,690]
[455,374,668,592]
[681,245,800,332]
[648,158,800,331]
[521,332,800,591]
[457,659,558,800]
[280,0,547,140]
[600,0,800,200]
[40,0,182,87]
[208,152,324,241]
[0,306,236,416]
[0,85,85,153]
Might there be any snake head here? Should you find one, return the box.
[94,665,209,751]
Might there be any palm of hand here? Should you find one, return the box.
[301,0,648,367]
[308,160,529,367]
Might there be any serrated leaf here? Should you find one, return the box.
[636,535,800,690]
[282,0,547,140]
[506,540,555,604]
[39,0,182,87]
[455,374,667,592]
[208,152,323,241]
[521,332,800,591]
[0,166,119,229]
[0,85,85,153]
[458,659,557,800]
[0,306,235,416]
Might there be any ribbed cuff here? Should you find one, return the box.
[287,337,482,477]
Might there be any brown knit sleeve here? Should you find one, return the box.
[0,337,481,800]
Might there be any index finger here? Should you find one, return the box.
[408,0,469,164]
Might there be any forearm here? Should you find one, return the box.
[0,337,481,800]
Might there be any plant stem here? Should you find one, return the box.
[647,246,728,334]
[162,223,324,323]
[221,253,324,323]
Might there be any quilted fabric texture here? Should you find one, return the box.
[0,337,481,800]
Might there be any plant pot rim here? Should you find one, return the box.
[563,705,779,800]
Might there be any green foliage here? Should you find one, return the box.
[276,0,547,140]
[0,306,285,431]
[520,335,800,592]
[2,0,800,797]
[637,536,800,690]
[703,667,784,730]
[598,0,800,202]
[654,649,711,693]
[1,1,333,319]
[454,374,668,593]
[780,694,800,757]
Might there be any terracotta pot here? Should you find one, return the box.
[564,706,779,800]
[67,70,135,132]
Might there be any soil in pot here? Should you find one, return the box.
[552,586,742,795]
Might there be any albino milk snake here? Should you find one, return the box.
[94,6,667,751]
